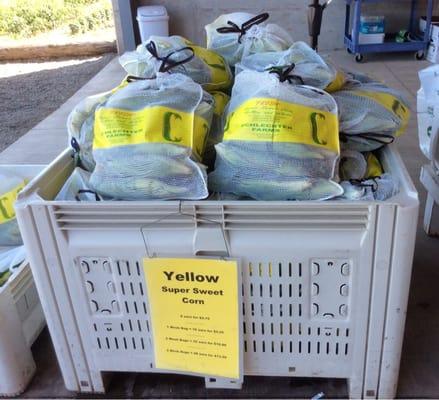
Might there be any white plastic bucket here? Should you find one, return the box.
[136,5,169,43]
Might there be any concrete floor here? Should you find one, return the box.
[1,50,439,398]
[0,54,114,153]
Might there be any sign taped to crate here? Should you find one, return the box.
[143,257,242,380]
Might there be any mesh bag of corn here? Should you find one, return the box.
[89,72,214,200]
[203,91,230,171]
[340,173,397,201]
[235,41,343,91]
[119,36,232,91]
[333,82,410,151]
[55,167,101,201]
[0,246,26,287]
[67,90,114,172]
[0,170,26,247]
[209,68,342,200]
[205,12,293,67]
[339,151,396,201]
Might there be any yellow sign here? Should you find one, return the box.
[144,257,240,379]
[93,107,210,160]
[223,97,340,153]
[0,181,26,225]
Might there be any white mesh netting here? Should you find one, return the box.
[205,12,293,66]
[235,41,336,89]
[79,73,214,200]
[209,70,342,200]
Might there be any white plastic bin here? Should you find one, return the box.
[0,260,45,396]
[0,164,46,396]
[420,164,439,236]
[15,145,418,399]
[136,6,169,43]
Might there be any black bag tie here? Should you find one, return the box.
[125,75,152,82]
[75,189,102,202]
[216,12,269,43]
[70,137,80,153]
[267,64,304,84]
[349,176,381,193]
[145,40,195,73]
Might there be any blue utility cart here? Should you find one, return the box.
[344,0,433,62]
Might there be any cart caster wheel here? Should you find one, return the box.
[355,54,364,63]
[347,48,353,54]
[416,51,425,60]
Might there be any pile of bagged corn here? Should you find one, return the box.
[63,12,410,202]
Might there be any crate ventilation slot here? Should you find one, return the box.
[54,205,370,230]
[77,257,353,360]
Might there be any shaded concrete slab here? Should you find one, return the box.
[0,57,122,165]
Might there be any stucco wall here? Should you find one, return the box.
[114,0,439,52]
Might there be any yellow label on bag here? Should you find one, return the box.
[355,90,410,136]
[325,70,346,93]
[182,39,231,90]
[365,152,383,179]
[211,91,230,115]
[144,257,240,379]
[223,98,340,153]
[93,107,210,160]
[0,181,26,225]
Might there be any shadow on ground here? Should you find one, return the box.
[0,54,114,153]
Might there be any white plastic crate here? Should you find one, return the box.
[0,165,46,396]
[420,164,439,235]
[15,146,418,399]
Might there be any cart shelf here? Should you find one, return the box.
[344,0,433,62]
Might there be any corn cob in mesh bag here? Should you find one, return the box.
[209,68,343,200]
[235,41,345,91]
[119,36,232,91]
[203,91,230,171]
[333,82,410,151]
[205,12,293,66]
[339,150,367,181]
[88,71,214,200]
[0,170,26,246]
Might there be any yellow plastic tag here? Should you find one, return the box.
[223,98,340,153]
[325,70,346,93]
[144,257,240,379]
[0,181,26,225]
[365,152,384,179]
[355,90,411,136]
[211,91,230,116]
[93,107,210,160]
[182,39,231,90]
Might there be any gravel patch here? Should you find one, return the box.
[0,53,114,152]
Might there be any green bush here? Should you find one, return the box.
[66,1,114,35]
[0,0,114,38]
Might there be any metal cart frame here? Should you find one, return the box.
[344,0,433,62]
